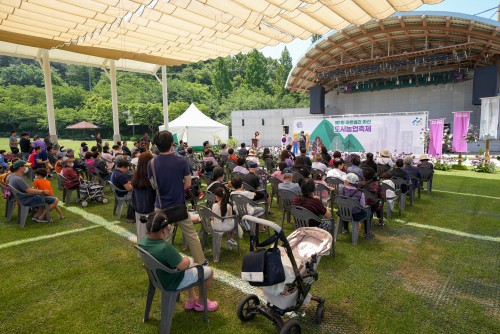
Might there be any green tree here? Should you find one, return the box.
[53,85,88,109]
[0,64,44,87]
[212,57,233,101]
[129,102,163,136]
[244,49,269,90]
[279,46,293,80]
[311,34,322,43]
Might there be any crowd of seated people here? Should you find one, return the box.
[1,130,441,324]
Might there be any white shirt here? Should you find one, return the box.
[311,162,328,173]
[326,168,346,179]
[231,189,256,215]
[246,156,260,166]
[211,203,235,233]
[376,157,394,167]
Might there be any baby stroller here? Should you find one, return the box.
[237,215,332,334]
[78,180,108,207]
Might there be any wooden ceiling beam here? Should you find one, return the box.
[289,22,500,91]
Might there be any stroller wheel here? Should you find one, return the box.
[101,198,109,204]
[81,201,88,207]
[237,294,260,322]
[280,320,301,334]
[315,304,325,325]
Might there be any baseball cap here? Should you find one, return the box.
[342,173,359,185]
[248,161,258,168]
[13,160,30,170]
[283,167,293,176]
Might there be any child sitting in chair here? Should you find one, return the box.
[34,168,64,219]
[138,212,218,312]
[211,187,242,250]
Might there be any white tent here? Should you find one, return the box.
[159,103,228,147]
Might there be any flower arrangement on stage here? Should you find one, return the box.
[419,128,430,153]
[464,125,479,143]
[471,155,497,173]
[442,128,453,153]
[432,155,454,171]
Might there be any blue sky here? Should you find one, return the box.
[261,0,499,65]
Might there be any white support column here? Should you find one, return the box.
[39,49,57,144]
[161,65,169,129]
[109,60,121,143]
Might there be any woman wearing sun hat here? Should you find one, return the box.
[417,154,434,172]
[375,148,394,168]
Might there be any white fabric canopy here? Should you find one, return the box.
[159,103,228,147]
[0,0,443,67]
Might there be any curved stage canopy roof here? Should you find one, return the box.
[0,0,442,73]
[287,12,500,93]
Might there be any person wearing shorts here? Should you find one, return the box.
[8,160,60,222]
[138,212,218,312]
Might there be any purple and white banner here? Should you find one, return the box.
[292,112,427,154]
[452,112,471,153]
[429,119,445,157]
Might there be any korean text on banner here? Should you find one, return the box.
[480,97,499,140]
[452,112,471,153]
[429,119,445,157]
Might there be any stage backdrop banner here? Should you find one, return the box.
[452,112,471,153]
[429,119,445,157]
[479,97,500,139]
[292,112,427,154]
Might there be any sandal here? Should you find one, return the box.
[194,299,219,312]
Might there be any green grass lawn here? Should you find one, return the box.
[0,170,499,334]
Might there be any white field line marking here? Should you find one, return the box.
[393,219,500,243]
[0,225,102,250]
[64,206,265,300]
[432,189,500,200]
[61,204,137,243]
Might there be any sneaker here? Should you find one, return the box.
[184,300,197,310]
[227,238,238,248]
[342,229,349,235]
[378,219,385,226]
[194,299,219,312]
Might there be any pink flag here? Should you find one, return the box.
[452,112,471,153]
[428,119,445,157]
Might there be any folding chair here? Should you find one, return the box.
[333,195,372,245]
[197,205,239,262]
[0,183,16,222]
[268,176,282,208]
[419,168,434,195]
[108,181,130,219]
[57,173,80,204]
[10,187,49,228]
[241,182,269,219]
[135,245,209,334]
[277,188,297,228]
[380,183,401,219]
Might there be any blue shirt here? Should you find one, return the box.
[110,169,130,197]
[0,156,9,168]
[148,153,190,208]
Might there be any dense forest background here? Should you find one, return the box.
[0,47,309,140]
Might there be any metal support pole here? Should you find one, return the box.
[110,60,121,144]
[39,49,58,144]
[161,65,169,129]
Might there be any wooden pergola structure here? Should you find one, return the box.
[287,12,500,93]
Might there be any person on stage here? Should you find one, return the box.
[253,131,261,148]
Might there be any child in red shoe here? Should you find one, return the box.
[138,212,218,312]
